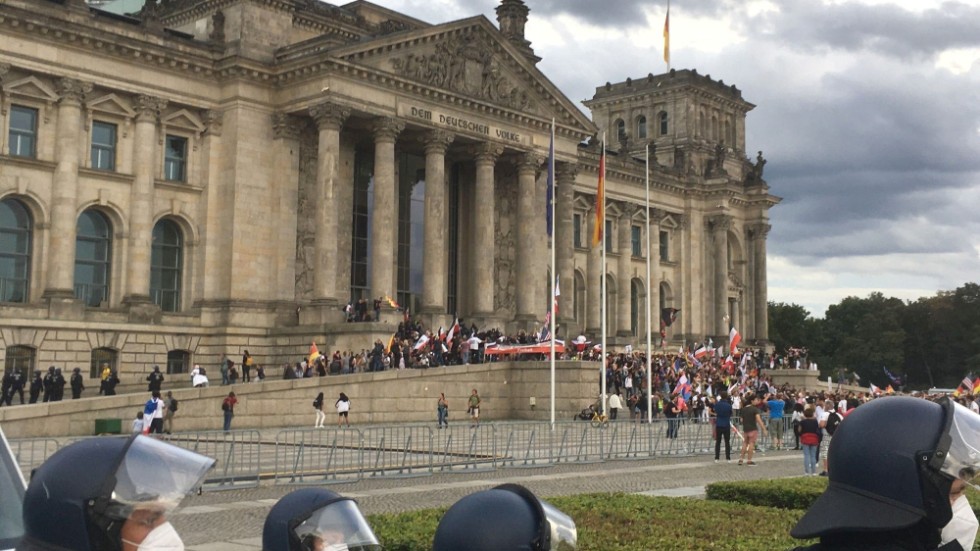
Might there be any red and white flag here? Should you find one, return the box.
[446,317,460,343]
[729,327,741,354]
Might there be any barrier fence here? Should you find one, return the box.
[11,416,801,487]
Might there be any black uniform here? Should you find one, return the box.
[28,371,42,403]
[41,367,55,402]
[50,368,66,402]
[147,367,165,392]
[70,369,84,399]
[9,369,24,404]
[0,370,11,406]
[103,371,119,396]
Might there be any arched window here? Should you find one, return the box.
[151,219,184,312]
[90,347,118,379]
[75,210,112,307]
[0,198,32,303]
[659,111,669,135]
[4,345,35,380]
[636,115,647,139]
[615,119,626,142]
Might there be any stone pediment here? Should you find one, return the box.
[331,17,594,132]
[87,94,136,118]
[162,109,205,132]
[2,76,58,102]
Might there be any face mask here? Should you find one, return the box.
[122,521,185,551]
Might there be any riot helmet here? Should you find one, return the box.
[263,488,381,551]
[432,483,577,551]
[19,434,214,551]
[792,396,980,540]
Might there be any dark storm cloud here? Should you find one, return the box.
[744,1,980,60]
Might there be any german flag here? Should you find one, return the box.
[592,148,605,247]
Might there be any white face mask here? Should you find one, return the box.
[122,521,185,551]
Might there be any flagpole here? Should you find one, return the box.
[600,133,607,416]
[549,118,557,429]
[645,144,653,424]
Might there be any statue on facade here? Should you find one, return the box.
[210,10,226,43]
[744,150,767,186]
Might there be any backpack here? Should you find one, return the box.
[221,401,230,412]
[825,412,842,436]
[170,398,178,412]
[144,399,157,415]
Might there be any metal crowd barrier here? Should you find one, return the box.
[162,430,262,491]
[361,424,434,478]
[273,428,364,486]
[497,422,554,469]
[8,437,59,477]
[432,424,498,473]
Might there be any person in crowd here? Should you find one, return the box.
[222,391,238,431]
[818,399,841,476]
[7,367,24,405]
[99,363,111,395]
[941,475,979,551]
[710,391,733,463]
[437,392,449,429]
[663,392,680,440]
[608,391,622,421]
[220,355,230,386]
[790,401,805,450]
[103,369,120,396]
[798,405,821,476]
[737,393,767,466]
[28,370,42,404]
[50,368,66,402]
[18,434,214,551]
[335,392,351,428]
[242,349,254,383]
[41,366,55,403]
[164,391,178,434]
[766,392,786,450]
[131,411,145,434]
[313,391,326,428]
[69,367,84,400]
[146,365,165,393]
[467,388,481,427]
[192,364,210,388]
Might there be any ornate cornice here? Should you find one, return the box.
[515,150,544,173]
[707,214,733,233]
[749,222,771,240]
[272,112,302,140]
[471,142,504,165]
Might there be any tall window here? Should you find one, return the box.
[615,119,626,141]
[164,135,187,181]
[75,210,111,307]
[396,154,425,311]
[167,350,189,375]
[90,347,117,379]
[350,150,373,301]
[9,106,38,158]
[630,280,641,337]
[90,121,117,171]
[659,111,669,136]
[631,226,641,257]
[0,198,32,303]
[573,213,582,248]
[4,345,34,381]
[636,115,647,139]
[151,219,183,312]
[659,230,669,261]
[605,220,613,253]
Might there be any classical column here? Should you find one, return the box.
[471,142,503,316]
[309,103,350,307]
[124,95,167,304]
[421,130,454,314]
[369,117,404,303]
[556,163,577,327]
[44,78,91,299]
[616,205,634,337]
[709,214,732,336]
[586,206,601,335]
[271,112,301,301]
[515,150,542,322]
[752,223,771,341]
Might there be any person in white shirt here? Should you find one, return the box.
[467,335,482,364]
[942,478,979,551]
[608,392,622,420]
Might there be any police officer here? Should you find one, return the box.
[50,367,66,402]
[0,369,11,406]
[432,483,577,551]
[70,367,85,399]
[18,434,214,551]
[790,396,980,551]
[9,367,25,405]
[28,369,42,404]
[147,365,165,393]
[41,366,55,403]
[263,488,382,551]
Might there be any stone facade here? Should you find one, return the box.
[0,0,778,384]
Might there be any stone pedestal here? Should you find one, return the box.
[298,301,347,326]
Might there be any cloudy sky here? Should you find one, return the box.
[370,0,980,318]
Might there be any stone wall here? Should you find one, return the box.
[0,361,599,438]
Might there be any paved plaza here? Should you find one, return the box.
[165,434,805,550]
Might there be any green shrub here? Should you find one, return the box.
[369,493,810,551]
[705,476,827,510]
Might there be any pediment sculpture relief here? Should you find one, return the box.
[390,31,534,112]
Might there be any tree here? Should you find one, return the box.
[767,302,815,353]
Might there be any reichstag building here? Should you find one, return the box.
[0,0,779,380]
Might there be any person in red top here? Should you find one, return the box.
[222,391,238,431]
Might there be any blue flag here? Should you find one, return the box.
[546,126,555,237]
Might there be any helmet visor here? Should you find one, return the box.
[110,435,215,514]
[941,401,980,485]
[541,499,577,551]
[293,499,382,551]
